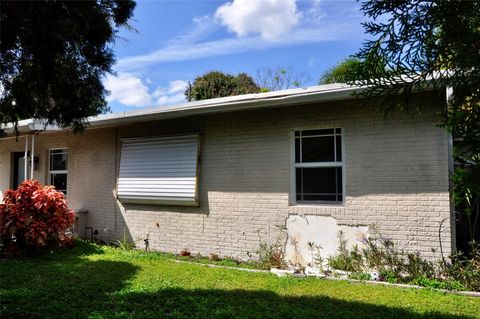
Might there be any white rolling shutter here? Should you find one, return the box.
[117,134,200,206]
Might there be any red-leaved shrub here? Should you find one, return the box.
[0,180,75,256]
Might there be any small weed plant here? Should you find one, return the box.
[307,241,325,271]
[256,225,287,270]
[328,229,480,291]
[348,272,372,281]
[114,229,136,250]
[328,231,363,272]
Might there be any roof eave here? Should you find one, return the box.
[88,85,363,128]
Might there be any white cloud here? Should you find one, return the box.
[105,73,152,107]
[114,0,361,72]
[156,93,186,106]
[305,0,324,24]
[168,15,218,46]
[116,24,348,72]
[113,0,363,76]
[168,80,189,95]
[105,74,189,107]
[153,80,188,105]
[215,0,300,41]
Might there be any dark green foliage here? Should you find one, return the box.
[186,71,260,101]
[328,230,479,291]
[328,231,363,272]
[380,270,398,284]
[348,272,372,281]
[329,231,405,278]
[355,1,480,110]
[444,242,480,292]
[0,0,135,132]
[404,252,436,280]
[319,57,390,85]
[355,0,480,245]
[232,73,261,95]
[411,276,465,291]
[452,154,480,243]
[319,58,364,84]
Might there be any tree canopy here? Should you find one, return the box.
[0,0,136,132]
[318,58,364,85]
[256,67,309,91]
[354,0,480,243]
[354,1,479,114]
[185,71,260,101]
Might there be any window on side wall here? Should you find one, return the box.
[117,134,200,206]
[49,149,68,195]
[294,128,343,204]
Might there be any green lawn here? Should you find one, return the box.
[1,241,479,319]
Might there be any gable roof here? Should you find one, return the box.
[90,83,364,127]
[2,83,364,135]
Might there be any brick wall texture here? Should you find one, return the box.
[0,94,453,260]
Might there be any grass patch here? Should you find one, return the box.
[1,241,479,319]
[173,253,261,270]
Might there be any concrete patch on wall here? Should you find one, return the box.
[285,214,369,266]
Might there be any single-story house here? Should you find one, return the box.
[0,83,455,264]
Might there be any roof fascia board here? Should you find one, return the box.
[88,86,362,128]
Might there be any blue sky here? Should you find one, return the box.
[106,0,367,112]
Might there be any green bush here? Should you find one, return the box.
[327,230,480,291]
[411,276,465,291]
[348,272,372,281]
[403,252,435,279]
[327,231,364,272]
[443,241,480,291]
[380,270,399,284]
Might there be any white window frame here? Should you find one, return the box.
[290,128,345,206]
[48,148,68,194]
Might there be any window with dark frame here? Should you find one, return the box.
[49,149,68,195]
[294,128,343,203]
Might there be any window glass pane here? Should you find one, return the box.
[336,167,343,201]
[295,138,300,163]
[303,194,337,201]
[301,136,335,162]
[336,135,342,162]
[336,168,343,196]
[50,150,67,171]
[301,129,334,136]
[296,168,302,199]
[302,167,336,194]
[51,173,67,193]
[293,128,343,203]
[297,167,342,202]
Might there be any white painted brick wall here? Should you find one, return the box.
[0,94,452,260]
